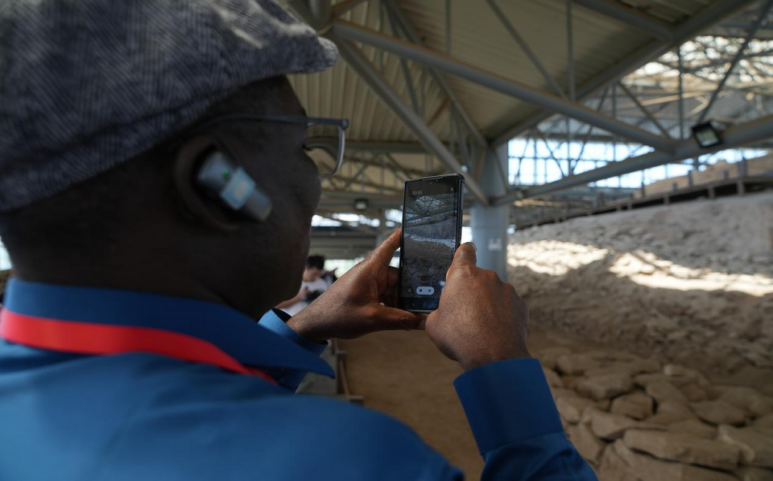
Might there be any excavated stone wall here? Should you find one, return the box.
[508,192,773,375]
[536,346,773,481]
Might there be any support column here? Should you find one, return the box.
[472,144,509,280]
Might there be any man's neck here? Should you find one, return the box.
[10,260,271,320]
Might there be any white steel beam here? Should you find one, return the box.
[333,39,490,204]
[332,19,676,153]
[383,0,486,147]
[618,82,671,138]
[331,0,369,16]
[301,0,490,203]
[698,0,773,123]
[491,0,760,147]
[493,113,773,205]
[486,0,567,99]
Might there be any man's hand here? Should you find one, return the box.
[296,288,309,303]
[425,243,530,371]
[287,231,424,343]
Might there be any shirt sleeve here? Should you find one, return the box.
[258,309,329,391]
[454,358,598,480]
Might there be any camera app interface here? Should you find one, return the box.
[401,179,459,301]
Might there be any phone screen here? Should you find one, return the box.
[398,175,463,312]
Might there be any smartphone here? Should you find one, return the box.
[398,174,465,313]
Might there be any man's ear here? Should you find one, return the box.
[173,136,239,232]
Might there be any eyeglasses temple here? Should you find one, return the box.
[318,126,346,179]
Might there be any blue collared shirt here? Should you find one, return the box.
[0,279,596,480]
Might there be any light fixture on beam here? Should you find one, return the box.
[353,198,369,211]
[692,122,722,149]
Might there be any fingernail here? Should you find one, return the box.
[468,242,477,252]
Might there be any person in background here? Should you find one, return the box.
[276,254,329,316]
[320,266,338,286]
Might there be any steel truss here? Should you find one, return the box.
[291,0,772,211]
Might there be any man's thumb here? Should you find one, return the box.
[453,242,477,268]
[447,242,477,281]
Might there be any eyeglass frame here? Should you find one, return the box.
[190,114,350,179]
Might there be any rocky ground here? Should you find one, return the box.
[536,345,773,481]
[508,192,773,374]
[509,192,773,480]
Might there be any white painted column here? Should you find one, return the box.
[471,143,509,279]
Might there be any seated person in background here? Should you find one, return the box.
[321,266,338,285]
[276,254,329,316]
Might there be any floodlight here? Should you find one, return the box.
[692,122,722,149]
[353,198,369,211]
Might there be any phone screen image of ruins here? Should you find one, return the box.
[401,181,459,300]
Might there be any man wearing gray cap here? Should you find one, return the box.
[0,0,594,479]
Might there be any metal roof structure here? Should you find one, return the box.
[284,0,773,257]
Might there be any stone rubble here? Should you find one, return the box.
[589,409,662,440]
[755,415,773,430]
[680,384,708,402]
[577,373,635,401]
[610,391,654,420]
[666,419,718,439]
[609,440,739,481]
[636,373,694,389]
[720,388,773,418]
[543,367,564,388]
[598,444,641,481]
[646,380,689,404]
[557,396,597,424]
[534,345,773,480]
[663,365,710,386]
[691,400,749,426]
[646,411,696,426]
[556,354,600,376]
[513,193,773,479]
[567,422,606,464]
[737,466,773,481]
[621,430,740,470]
[718,425,773,468]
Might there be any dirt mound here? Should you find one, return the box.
[508,192,773,375]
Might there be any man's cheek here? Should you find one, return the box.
[299,177,321,220]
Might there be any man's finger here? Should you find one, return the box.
[371,305,425,331]
[447,242,477,280]
[387,266,399,287]
[380,285,397,307]
[367,230,401,266]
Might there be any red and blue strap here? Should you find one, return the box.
[0,309,276,385]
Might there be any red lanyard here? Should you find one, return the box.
[0,309,276,385]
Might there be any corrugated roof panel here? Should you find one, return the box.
[290,0,450,145]
[288,0,487,146]
[289,0,660,144]
[398,0,652,137]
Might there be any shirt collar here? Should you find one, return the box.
[2,279,331,376]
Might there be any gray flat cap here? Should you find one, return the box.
[0,0,337,212]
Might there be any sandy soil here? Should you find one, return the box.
[339,327,614,479]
